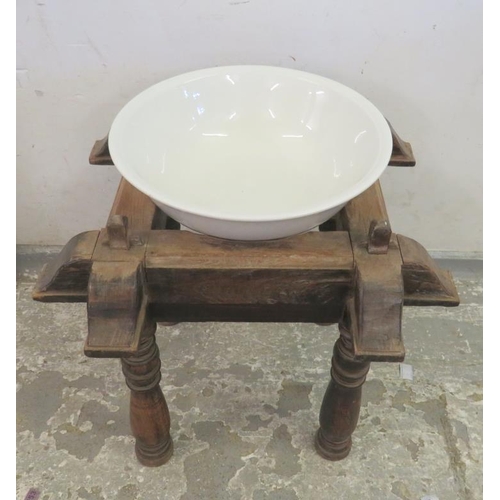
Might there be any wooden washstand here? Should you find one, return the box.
[33,126,459,466]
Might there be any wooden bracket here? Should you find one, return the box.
[32,230,99,302]
[340,182,405,362]
[85,261,147,357]
[399,235,460,307]
[387,121,416,167]
[89,135,113,165]
[82,178,164,357]
[350,237,405,362]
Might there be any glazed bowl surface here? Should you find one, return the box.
[108,65,392,240]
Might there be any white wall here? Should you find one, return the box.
[17,0,482,253]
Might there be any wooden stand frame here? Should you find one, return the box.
[33,128,458,466]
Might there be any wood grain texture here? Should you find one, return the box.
[87,174,174,464]
[147,268,351,305]
[85,178,165,357]
[315,324,370,460]
[399,234,460,306]
[340,181,389,242]
[350,240,405,361]
[33,151,465,467]
[32,230,99,302]
[147,230,353,270]
[92,229,149,263]
[121,323,173,466]
[107,215,130,250]
[32,231,458,316]
[146,231,353,316]
[85,261,147,357]
[91,179,166,261]
[107,178,167,237]
[340,182,405,361]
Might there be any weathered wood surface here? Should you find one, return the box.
[147,230,352,270]
[340,181,405,361]
[350,244,405,361]
[146,230,353,323]
[89,179,166,264]
[85,261,147,357]
[315,324,371,460]
[107,178,166,238]
[399,235,460,307]
[32,231,99,302]
[315,180,402,464]
[93,179,174,463]
[148,267,350,305]
[121,322,173,466]
[320,183,390,242]
[146,231,353,301]
[32,232,458,315]
[367,219,391,254]
[107,215,130,250]
[340,181,389,242]
[85,178,164,356]
[33,169,458,327]
[387,121,416,167]
[32,164,462,467]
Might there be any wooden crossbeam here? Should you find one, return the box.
[33,178,459,358]
[146,230,353,323]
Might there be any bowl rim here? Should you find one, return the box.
[108,65,393,223]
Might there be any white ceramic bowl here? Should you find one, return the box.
[108,66,392,240]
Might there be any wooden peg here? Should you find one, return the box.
[107,215,130,250]
[367,219,391,254]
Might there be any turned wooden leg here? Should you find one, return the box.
[315,321,370,461]
[121,322,173,466]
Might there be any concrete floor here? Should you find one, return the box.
[17,254,482,500]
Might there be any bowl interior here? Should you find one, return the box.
[108,66,392,221]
